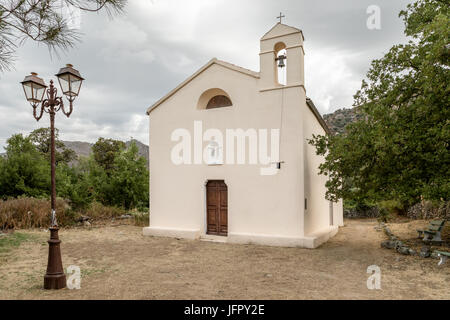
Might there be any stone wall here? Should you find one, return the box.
[344,207,379,219]
[407,201,450,220]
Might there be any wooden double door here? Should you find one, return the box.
[206,180,228,236]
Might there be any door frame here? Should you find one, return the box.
[204,179,228,237]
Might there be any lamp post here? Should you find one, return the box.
[21,64,84,290]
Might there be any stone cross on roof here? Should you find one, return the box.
[277,12,285,23]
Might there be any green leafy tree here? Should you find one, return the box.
[0,154,6,198]
[92,137,125,174]
[0,134,50,197]
[78,155,111,206]
[0,0,126,72]
[110,142,149,209]
[56,157,97,209]
[0,132,149,211]
[309,0,450,209]
[29,127,77,165]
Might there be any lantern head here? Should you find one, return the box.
[21,72,47,105]
[55,64,84,98]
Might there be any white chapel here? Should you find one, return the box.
[143,21,344,248]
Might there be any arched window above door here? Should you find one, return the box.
[197,88,233,110]
[206,95,232,109]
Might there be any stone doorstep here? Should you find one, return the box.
[199,234,228,243]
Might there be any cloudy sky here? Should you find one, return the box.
[0,0,414,149]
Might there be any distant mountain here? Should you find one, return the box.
[323,108,362,135]
[62,141,93,158]
[62,139,149,166]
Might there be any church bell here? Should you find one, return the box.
[276,54,286,68]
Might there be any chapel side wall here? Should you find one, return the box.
[333,199,344,227]
[148,64,305,238]
[303,108,331,235]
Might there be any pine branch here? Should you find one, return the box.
[0,0,127,72]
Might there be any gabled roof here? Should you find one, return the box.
[306,98,332,135]
[146,58,259,115]
[260,22,304,41]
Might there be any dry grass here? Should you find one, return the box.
[128,210,149,227]
[0,198,146,230]
[0,198,72,229]
[0,232,37,255]
[82,202,126,220]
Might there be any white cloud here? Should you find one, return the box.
[92,19,155,64]
[305,45,363,113]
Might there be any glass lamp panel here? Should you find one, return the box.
[71,78,82,96]
[57,74,70,95]
[31,83,46,103]
[32,85,39,101]
[36,86,46,102]
[22,83,33,102]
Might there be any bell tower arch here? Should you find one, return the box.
[259,22,305,90]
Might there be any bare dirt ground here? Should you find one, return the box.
[0,219,449,300]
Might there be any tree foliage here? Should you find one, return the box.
[0,0,126,72]
[110,142,149,209]
[29,127,77,164]
[309,0,449,209]
[0,133,50,198]
[91,137,125,174]
[0,131,149,211]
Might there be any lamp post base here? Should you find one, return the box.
[44,227,66,290]
[44,273,67,290]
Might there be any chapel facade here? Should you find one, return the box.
[143,22,343,248]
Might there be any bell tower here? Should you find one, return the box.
[259,22,305,90]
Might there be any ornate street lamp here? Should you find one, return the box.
[21,64,84,290]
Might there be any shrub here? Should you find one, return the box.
[0,197,73,229]
[378,207,390,223]
[84,202,126,220]
[378,200,406,216]
[128,209,149,227]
